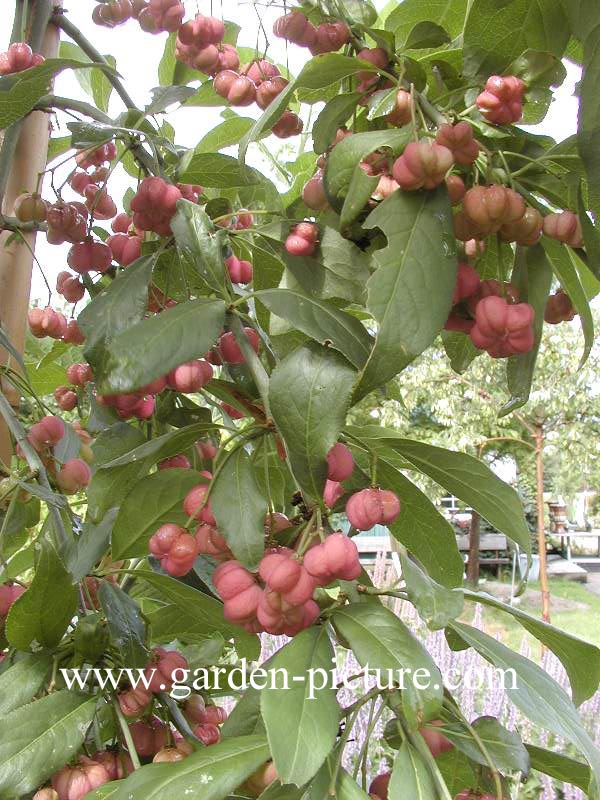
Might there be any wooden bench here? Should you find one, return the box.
[457,533,510,575]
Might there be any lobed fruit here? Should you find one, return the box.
[346,487,401,530]
[470,296,534,358]
[272,110,303,138]
[107,233,143,266]
[56,271,85,303]
[543,210,583,248]
[67,237,113,274]
[130,177,182,235]
[476,74,525,125]
[392,142,454,191]
[183,484,217,525]
[143,647,188,692]
[166,359,213,392]
[435,122,479,165]
[149,523,200,576]
[544,289,576,324]
[56,459,92,495]
[14,192,47,223]
[326,442,354,482]
[218,327,260,364]
[303,532,361,584]
[0,42,44,75]
[225,254,253,284]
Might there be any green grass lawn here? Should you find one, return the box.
[462,577,600,655]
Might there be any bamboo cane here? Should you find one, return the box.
[0,0,63,466]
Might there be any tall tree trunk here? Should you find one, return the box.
[0,1,62,467]
[467,510,480,586]
[535,423,551,623]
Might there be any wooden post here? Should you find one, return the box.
[535,422,551,623]
[0,1,62,466]
[467,510,480,586]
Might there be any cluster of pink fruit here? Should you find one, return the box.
[273,11,351,56]
[28,306,84,345]
[24,415,91,494]
[0,42,44,75]
[445,264,535,358]
[92,0,184,34]
[476,75,525,126]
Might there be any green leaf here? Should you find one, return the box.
[262,627,339,785]
[389,740,437,799]
[67,510,118,581]
[78,255,155,373]
[178,152,263,187]
[6,539,78,650]
[109,735,269,800]
[312,93,362,154]
[257,289,373,369]
[211,447,268,571]
[509,49,567,87]
[339,163,379,229]
[24,360,67,396]
[332,603,443,726]
[269,343,356,501]
[0,654,51,714]
[404,21,451,49]
[145,85,196,114]
[526,744,591,792]
[112,469,203,559]
[501,243,553,415]
[463,0,570,78]
[171,201,226,295]
[87,423,147,522]
[96,298,226,395]
[99,582,148,669]
[324,128,413,203]
[238,81,296,165]
[399,549,464,629]
[578,183,600,283]
[195,115,255,152]
[578,26,600,223]
[309,752,371,799]
[541,236,594,366]
[441,330,480,374]
[135,571,259,661]
[450,621,600,789]
[99,421,217,471]
[354,188,457,400]
[442,715,530,776]
[0,58,116,128]
[385,0,468,41]
[368,433,531,553]
[0,691,96,796]
[463,589,600,705]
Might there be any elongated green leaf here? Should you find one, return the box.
[441,330,480,374]
[384,0,467,40]
[313,93,362,154]
[463,589,600,705]
[6,539,77,650]
[0,654,51,714]
[67,510,118,582]
[389,740,437,800]
[269,343,356,501]
[340,162,379,228]
[211,447,267,570]
[441,716,530,776]
[359,432,531,553]
[196,115,255,152]
[578,25,600,223]
[542,236,594,366]
[463,0,569,78]
[257,289,373,369]
[100,422,217,470]
[179,152,262,187]
[450,621,600,789]
[99,582,148,669]
[78,255,155,370]
[526,744,591,791]
[97,298,226,394]
[171,200,226,295]
[309,751,371,800]
[109,735,269,800]
[332,603,443,726]
[355,188,457,400]
[139,571,259,661]
[112,469,203,559]
[262,627,339,785]
[501,243,553,415]
[0,58,116,128]
[87,424,147,523]
[399,549,464,630]
[0,692,96,796]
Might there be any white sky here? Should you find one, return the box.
[3,1,582,302]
